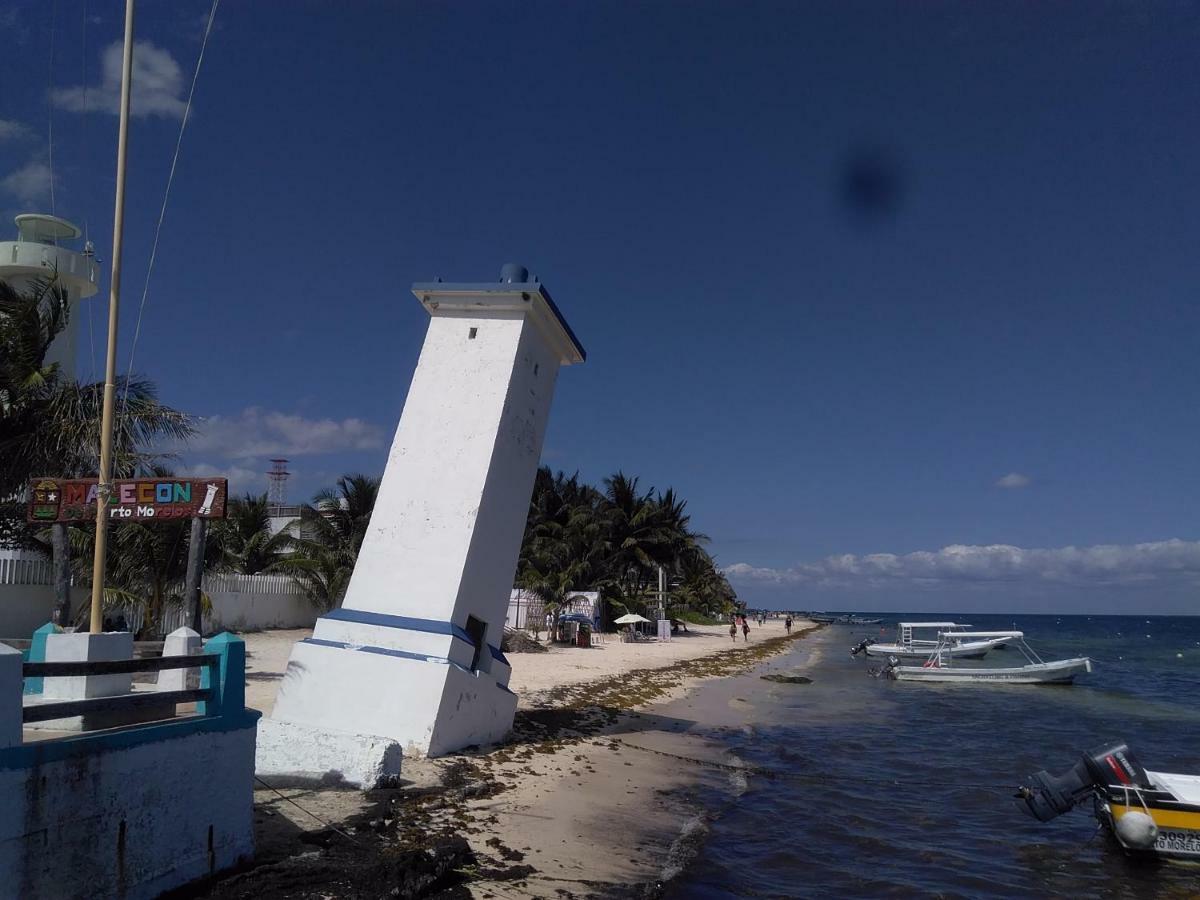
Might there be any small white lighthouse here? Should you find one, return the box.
[0,214,100,381]
[258,264,585,782]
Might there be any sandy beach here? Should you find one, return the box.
[201,618,820,899]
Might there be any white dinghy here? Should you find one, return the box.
[850,622,1007,661]
[880,631,1092,684]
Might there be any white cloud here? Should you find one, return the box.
[0,119,33,142]
[1,160,53,206]
[187,408,387,460]
[725,538,1200,589]
[995,472,1032,489]
[53,41,187,119]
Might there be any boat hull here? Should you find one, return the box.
[862,639,1000,661]
[889,657,1092,684]
[1098,775,1200,859]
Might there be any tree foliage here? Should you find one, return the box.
[0,276,194,550]
[226,465,735,627]
[274,474,381,610]
[209,492,290,575]
[517,467,737,625]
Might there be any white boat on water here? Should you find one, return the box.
[880,630,1092,684]
[850,621,1006,660]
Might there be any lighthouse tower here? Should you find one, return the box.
[0,214,100,380]
[258,264,585,782]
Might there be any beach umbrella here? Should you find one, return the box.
[613,613,650,625]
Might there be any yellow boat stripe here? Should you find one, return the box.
[1111,804,1200,831]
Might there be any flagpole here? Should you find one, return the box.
[89,0,136,634]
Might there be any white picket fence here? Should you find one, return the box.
[201,572,300,596]
[162,572,317,634]
[0,557,53,586]
[0,557,318,637]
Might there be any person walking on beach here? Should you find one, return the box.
[785,615,793,634]
[742,618,751,641]
[729,619,738,641]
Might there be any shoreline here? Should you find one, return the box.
[196,620,823,899]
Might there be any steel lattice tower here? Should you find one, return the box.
[267,459,290,506]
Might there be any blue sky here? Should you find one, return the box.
[3,1,1199,613]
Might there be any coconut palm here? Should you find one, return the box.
[515,467,735,629]
[67,512,194,635]
[1,276,194,626]
[0,277,193,500]
[209,492,290,575]
[275,474,380,610]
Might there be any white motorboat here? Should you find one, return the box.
[850,621,1006,660]
[1019,742,1200,860]
[879,630,1092,684]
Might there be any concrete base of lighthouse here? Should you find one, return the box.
[257,610,517,782]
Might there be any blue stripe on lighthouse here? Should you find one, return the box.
[320,608,474,644]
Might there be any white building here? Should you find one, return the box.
[0,214,101,613]
[0,213,100,381]
[506,589,600,631]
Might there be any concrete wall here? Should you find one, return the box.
[0,583,56,640]
[0,561,316,638]
[0,633,259,900]
[0,724,257,899]
[162,574,319,634]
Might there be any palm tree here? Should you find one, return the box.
[515,468,735,631]
[0,277,193,499]
[275,474,380,610]
[669,544,738,621]
[209,492,290,575]
[67,511,194,635]
[1,276,194,626]
[601,471,679,610]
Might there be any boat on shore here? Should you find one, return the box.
[1018,742,1200,859]
[878,630,1092,684]
[851,621,1006,660]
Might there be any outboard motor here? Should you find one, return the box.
[1016,742,1151,822]
[850,637,875,657]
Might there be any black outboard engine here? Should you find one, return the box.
[1016,742,1151,822]
[850,637,875,657]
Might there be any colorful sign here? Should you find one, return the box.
[26,477,228,524]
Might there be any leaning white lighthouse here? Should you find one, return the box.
[0,214,100,380]
[258,264,585,781]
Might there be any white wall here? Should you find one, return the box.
[506,589,544,630]
[164,573,319,634]
[0,725,256,900]
[0,561,317,638]
[0,583,56,639]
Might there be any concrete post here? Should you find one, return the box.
[185,517,207,634]
[51,524,72,628]
[43,631,134,700]
[23,622,61,695]
[198,632,245,718]
[158,626,202,692]
[0,643,22,749]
